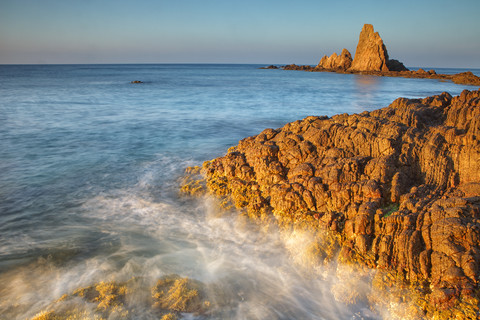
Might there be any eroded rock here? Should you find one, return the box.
[348,24,408,72]
[198,89,480,317]
[316,48,353,71]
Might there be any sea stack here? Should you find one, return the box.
[349,24,408,72]
[316,48,353,71]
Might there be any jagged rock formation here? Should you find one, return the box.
[277,24,480,85]
[199,89,480,318]
[316,48,353,71]
[349,24,408,72]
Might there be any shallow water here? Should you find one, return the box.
[0,64,478,319]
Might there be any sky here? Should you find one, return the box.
[0,0,479,68]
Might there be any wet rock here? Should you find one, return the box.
[30,275,212,320]
[199,89,480,317]
[30,280,131,320]
[152,274,211,314]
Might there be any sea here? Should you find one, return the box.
[1,64,479,319]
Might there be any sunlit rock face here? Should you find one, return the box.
[316,48,352,71]
[349,24,408,72]
[202,89,480,318]
[349,24,390,72]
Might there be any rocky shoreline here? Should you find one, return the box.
[183,89,480,319]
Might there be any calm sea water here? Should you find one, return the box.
[0,64,478,319]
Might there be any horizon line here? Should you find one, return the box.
[1,62,479,70]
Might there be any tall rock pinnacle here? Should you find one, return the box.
[349,24,408,72]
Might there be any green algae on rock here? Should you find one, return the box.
[184,89,480,318]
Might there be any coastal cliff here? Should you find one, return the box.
[185,89,480,318]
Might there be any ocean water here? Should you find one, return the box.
[0,64,478,319]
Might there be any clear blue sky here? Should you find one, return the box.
[1,0,479,68]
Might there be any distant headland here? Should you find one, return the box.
[263,24,480,86]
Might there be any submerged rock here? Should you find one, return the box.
[194,89,480,318]
[152,274,211,314]
[29,276,212,320]
[30,280,131,320]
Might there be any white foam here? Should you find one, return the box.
[1,176,384,319]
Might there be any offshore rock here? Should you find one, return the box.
[452,71,480,86]
[259,65,279,69]
[349,24,408,72]
[276,24,480,85]
[316,48,353,71]
[200,89,480,318]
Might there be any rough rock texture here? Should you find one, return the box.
[349,24,408,72]
[316,48,353,71]
[201,89,480,318]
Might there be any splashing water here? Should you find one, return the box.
[1,64,478,319]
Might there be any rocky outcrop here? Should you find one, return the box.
[195,89,480,318]
[283,64,315,71]
[452,71,480,86]
[316,48,353,71]
[279,63,480,86]
[349,24,408,72]
[273,24,480,85]
[259,65,279,69]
